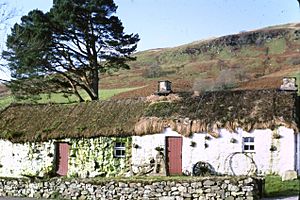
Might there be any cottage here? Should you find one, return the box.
[0,86,299,178]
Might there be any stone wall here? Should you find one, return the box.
[0,176,263,200]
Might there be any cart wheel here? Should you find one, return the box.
[193,161,213,176]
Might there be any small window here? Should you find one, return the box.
[243,137,255,152]
[114,142,126,158]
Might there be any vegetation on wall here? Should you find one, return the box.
[68,137,132,177]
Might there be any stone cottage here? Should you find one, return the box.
[0,88,299,178]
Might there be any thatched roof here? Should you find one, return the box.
[137,90,298,137]
[0,89,298,142]
[0,99,147,142]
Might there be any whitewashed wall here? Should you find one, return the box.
[132,126,297,176]
[0,126,297,178]
[0,140,55,178]
[0,137,131,178]
[297,132,300,174]
[131,128,180,173]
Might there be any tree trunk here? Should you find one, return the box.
[90,68,99,100]
[65,76,85,102]
[74,89,84,102]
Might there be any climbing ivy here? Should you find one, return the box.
[68,137,132,178]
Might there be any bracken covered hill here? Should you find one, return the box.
[103,23,300,99]
[1,23,300,100]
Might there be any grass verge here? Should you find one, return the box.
[264,175,300,197]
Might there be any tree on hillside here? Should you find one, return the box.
[2,0,139,101]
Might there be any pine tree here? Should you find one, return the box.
[3,0,139,101]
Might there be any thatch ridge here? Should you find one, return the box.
[0,89,297,142]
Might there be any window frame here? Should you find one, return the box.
[242,136,255,153]
[114,142,126,158]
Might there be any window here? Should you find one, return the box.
[114,142,126,158]
[243,137,255,152]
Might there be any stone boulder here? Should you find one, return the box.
[281,170,298,181]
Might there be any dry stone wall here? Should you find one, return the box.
[0,176,264,200]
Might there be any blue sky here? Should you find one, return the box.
[0,0,300,80]
[115,0,300,51]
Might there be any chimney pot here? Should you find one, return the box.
[156,80,172,96]
[280,77,298,91]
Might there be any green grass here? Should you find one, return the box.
[218,47,232,60]
[238,47,262,57]
[264,175,300,197]
[0,87,141,110]
[0,95,14,110]
[37,87,141,103]
[158,50,191,65]
[265,38,286,54]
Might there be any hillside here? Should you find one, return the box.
[102,23,300,98]
[0,84,9,97]
[1,23,300,101]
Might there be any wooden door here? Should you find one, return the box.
[56,143,70,176]
[166,137,182,175]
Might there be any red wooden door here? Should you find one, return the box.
[56,143,70,176]
[166,137,182,175]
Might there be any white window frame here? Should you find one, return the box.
[114,142,126,158]
[243,137,255,153]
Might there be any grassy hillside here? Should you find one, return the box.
[104,23,300,98]
[1,23,300,104]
